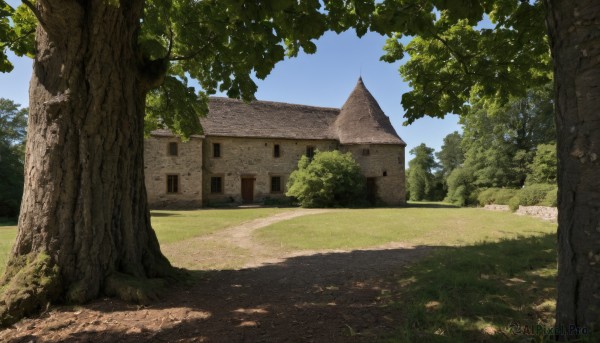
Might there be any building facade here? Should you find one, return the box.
[144,78,407,208]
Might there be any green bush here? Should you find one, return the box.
[476,188,495,205]
[477,188,519,206]
[541,188,558,207]
[519,184,556,206]
[506,183,557,211]
[286,150,366,208]
[508,195,521,211]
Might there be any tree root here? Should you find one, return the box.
[0,252,62,327]
[0,252,187,327]
[104,265,188,304]
[104,272,168,304]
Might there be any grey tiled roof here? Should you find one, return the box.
[200,97,339,140]
[151,78,406,146]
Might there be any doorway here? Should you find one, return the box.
[241,178,255,203]
[366,177,377,205]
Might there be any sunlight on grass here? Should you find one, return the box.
[151,208,289,244]
[164,239,253,270]
[255,206,556,250]
[0,226,17,276]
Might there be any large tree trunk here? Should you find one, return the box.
[546,0,600,338]
[0,0,174,326]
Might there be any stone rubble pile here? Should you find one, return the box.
[515,206,558,222]
[483,204,557,222]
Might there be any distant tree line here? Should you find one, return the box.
[0,98,27,219]
[406,84,557,208]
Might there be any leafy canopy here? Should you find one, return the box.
[286,150,365,208]
[436,131,464,178]
[376,0,551,124]
[0,0,380,138]
[460,84,555,188]
[526,143,557,185]
[1,0,553,138]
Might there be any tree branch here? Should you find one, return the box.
[0,28,35,50]
[169,33,213,62]
[431,33,473,76]
[21,0,49,33]
[169,50,203,61]
[166,27,174,60]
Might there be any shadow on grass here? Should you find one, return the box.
[381,233,594,342]
[406,202,459,209]
[6,234,592,342]
[0,218,17,227]
[149,212,179,217]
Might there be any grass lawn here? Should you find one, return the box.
[254,205,556,250]
[253,204,564,341]
[0,223,17,277]
[0,208,289,275]
[0,205,568,341]
[150,207,289,243]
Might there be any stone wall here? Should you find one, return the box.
[144,135,203,208]
[483,204,557,222]
[516,206,558,222]
[202,136,338,205]
[340,144,406,205]
[483,204,510,211]
[144,135,407,207]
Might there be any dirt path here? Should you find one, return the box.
[217,209,333,250]
[160,209,337,271]
[0,210,431,343]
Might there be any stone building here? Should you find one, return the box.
[144,78,407,208]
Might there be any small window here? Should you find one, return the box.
[213,143,221,158]
[383,171,387,177]
[362,148,370,156]
[167,175,179,193]
[274,144,281,158]
[211,176,223,193]
[306,146,315,159]
[168,142,178,156]
[271,176,282,193]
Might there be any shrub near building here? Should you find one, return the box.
[286,150,366,208]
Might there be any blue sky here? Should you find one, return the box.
[0,0,462,165]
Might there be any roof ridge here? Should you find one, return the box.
[209,96,340,112]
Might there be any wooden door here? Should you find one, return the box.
[241,178,254,203]
[366,177,377,205]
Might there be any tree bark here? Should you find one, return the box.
[0,0,174,326]
[545,0,600,338]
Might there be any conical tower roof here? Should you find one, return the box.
[334,78,406,145]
